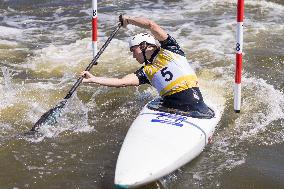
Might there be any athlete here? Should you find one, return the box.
[80,15,214,118]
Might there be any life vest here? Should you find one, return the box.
[143,48,198,97]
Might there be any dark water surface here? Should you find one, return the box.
[0,0,283,188]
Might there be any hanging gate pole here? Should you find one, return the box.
[92,0,98,57]
[234,0,244,113]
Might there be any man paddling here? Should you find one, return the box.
[80,15,214,118]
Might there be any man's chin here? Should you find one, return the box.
[136,59,143,64]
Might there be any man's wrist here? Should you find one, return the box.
[125,16,131,25]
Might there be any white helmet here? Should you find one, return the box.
[129,33,156,48]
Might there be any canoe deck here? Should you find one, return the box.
[115,98,221,188]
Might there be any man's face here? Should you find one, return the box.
[130,45,144,64]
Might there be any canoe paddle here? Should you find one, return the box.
[30,22,122,132]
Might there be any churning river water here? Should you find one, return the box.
[0,0,283,188]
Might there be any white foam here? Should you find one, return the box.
[207,65,284,144]
[0,26,23,38]
[115,0,283,65]
[0,39,18,46]
[213,0,284,10]
[179,62,284,186]
[23,36,133,77]
[0,67,95,143]
[0,67,17,109]
[23,38,92,72]
[0,123,15,137]
[25,93,94,143]
[239,77,284,138]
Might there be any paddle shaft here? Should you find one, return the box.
[64,23,122,99]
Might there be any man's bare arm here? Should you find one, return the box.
[80,71,140,87]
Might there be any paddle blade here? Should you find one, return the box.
[31,100,68,132]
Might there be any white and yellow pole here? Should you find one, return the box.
[92,0,98,57]
[234,0,244,113]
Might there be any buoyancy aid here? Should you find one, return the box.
[143,48,198,97]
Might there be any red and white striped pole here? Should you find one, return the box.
[234,0,244,113]
[92,0,98,57]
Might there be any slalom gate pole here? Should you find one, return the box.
[234,0,244,113]
[92,0,98,57]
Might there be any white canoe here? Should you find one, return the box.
[114,98,221,188]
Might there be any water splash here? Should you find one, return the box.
[157,171,181,189]
[30,99,68,132]
[0,67,94,142]
[0,67,18,143]
[58,93,92,133]
[179,74,284,188]
[239,77,284,138]
[1,67,13,90]
[0,66,18,109]
[25,92,93,142]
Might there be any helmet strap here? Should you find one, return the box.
[139,42,151,65]
[142,49,151,65]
